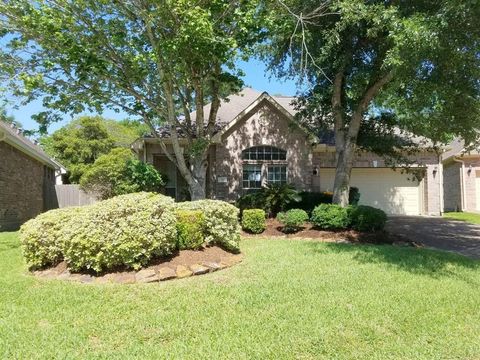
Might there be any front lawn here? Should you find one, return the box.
[1,232,479,359]
[444,211,480,224]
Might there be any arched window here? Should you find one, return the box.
[242,146,286,161]
[242,146,287,189]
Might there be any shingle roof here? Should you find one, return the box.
[145,88,298,139]
[0,121,60,168]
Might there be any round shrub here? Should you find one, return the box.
[20,207,85,270]
[63,192,177,273]
[311,204,351,230]
[242,209,266,234]
[349,205,387,232]
[176,200,241,253]
[176,210,205,250]
[277,209,309,233]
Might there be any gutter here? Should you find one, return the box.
[452,157,466,211]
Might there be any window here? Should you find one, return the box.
[242,164,262,189]
[267,166,287,185]
[242,146,286,161]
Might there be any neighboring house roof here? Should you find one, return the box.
[0,121,60,169]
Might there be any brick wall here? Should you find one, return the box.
[214,100,313,201]
[443,162,462,211]
[0,141,54,231]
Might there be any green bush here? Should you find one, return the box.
[311,204,351,230]
[236,192,266,214]
[20,207,85,270]
[176,200,241,253]
[63,192,177,273]
[80,148,165,200]
[286,191,333,214]
[349,205,387,232]
[277,209,309,233]
[241,209,266,234]
[262,183,301,216]
[176,210,205,250]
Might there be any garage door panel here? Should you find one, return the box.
[319,168,421,215]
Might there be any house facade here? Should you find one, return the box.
[442,139,480,212]
[0,122,60,231]
[132,88,443,216]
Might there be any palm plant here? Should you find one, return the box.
[263,183,301,216]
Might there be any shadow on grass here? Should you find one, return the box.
[304,241,479,280]
[0,232,21,252]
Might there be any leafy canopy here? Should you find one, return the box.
[40,116,115,183]
[265,0,480,145]
[0,0,263,131]
[80,148,165,200]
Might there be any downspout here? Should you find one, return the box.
[452,157,466,211]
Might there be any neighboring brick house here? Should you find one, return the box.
[0,121,61,231]
[442,139,480,212]
[132,88,443,215]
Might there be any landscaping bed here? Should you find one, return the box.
[242,218,420,246]
[20,192,243,282]
[32,245,243,284]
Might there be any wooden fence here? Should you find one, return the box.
[53,185,98,208]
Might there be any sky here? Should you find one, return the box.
[5,58,301,134]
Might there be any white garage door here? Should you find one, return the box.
[319,168,422,215]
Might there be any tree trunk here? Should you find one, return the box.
[332,139,356,206]
[189,155,208,200]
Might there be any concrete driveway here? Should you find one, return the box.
[386,216,480,260]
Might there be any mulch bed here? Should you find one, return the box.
[32,245,243,284]
[242,218,421,246]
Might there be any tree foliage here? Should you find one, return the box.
[80,148,165,200]
[0,0,264,199]
[40,116,115,182]
[264,0,480,205]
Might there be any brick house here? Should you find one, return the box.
[132,88,443,215]
[442,138,480,212]
[0,121,61,231]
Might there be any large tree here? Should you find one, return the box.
[41,116,116,182]
[0,0,262,199]
[264,0,480,206]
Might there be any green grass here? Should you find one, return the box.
[444,211,480,224]
[1,232,480,359]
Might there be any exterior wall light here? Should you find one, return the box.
[313,166,318,176]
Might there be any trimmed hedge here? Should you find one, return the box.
[21,194,241,273]
[311,204,351,230]
[63,192,177,273]
[349,205,387,232]
[176,200,241,253]
[242,209,266,234]
[277,209,309,233]
[176,210,205,250]
[20,207,85,270]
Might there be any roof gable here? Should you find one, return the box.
[212,90,317,143]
